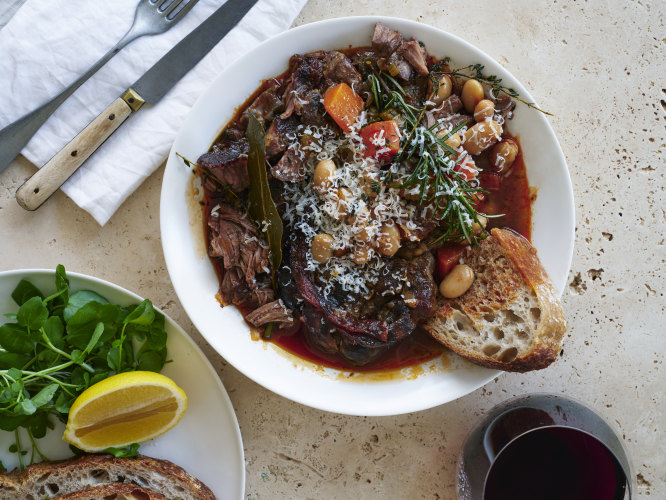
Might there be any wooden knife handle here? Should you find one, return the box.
[16,98,132,211]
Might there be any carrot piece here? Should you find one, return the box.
[360,120,401,161]
[323,83,364,133]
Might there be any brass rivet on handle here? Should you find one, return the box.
[121,88,145,112]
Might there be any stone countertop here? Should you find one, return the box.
[0,0,663,498]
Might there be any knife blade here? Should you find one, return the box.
[16,0,258,211]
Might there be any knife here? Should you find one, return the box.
[16,0,258,211]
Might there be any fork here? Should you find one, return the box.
[0,0,199,173]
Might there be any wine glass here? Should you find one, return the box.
[457,393,633,500]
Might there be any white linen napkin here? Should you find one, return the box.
[0,0,308,225]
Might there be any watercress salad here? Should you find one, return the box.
[0,265,168,470]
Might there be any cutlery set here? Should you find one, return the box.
[0,0,257,210]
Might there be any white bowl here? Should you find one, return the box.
[160,16,574,416]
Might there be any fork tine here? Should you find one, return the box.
[157,0,176,10]
[166,0,199,21]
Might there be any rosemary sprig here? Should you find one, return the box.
[444,63,553,116]
[368,73,496,245]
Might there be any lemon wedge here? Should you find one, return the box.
[63,371,187,452]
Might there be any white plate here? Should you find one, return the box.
[0,270,245,500]
[161,17,575,416]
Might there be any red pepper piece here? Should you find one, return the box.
[360,120,401,161]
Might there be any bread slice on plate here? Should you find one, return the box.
[422,228,567,372]
[0,454,216,500]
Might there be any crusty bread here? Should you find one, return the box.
[54,482,166,499]
[422,228,566,372]
[0,454,216,500]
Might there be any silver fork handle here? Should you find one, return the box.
[0,29,139,172]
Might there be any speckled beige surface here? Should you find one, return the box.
[0,0,664,498]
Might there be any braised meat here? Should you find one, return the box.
[271,147,309,182]
[244,80,283,124]
[323,51,362,89]
[265,116,298,158]
[283,236,436,366]
[378,51,412,80]
[245,300,294,328]
[372,22,431,79]
[494,91,516,117]
[197,141,249,192]
[280,52,325,120]
[422,95,464,128]
[398,40,428,75]
[208,203,273,308]
[372,22,403,55]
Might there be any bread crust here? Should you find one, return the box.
[0,454,216,500]
[422,228,567,372]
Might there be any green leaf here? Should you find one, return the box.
[37,348,59,366]
[55,265,69,296]
[64,290,108,322]
[89,371,109,386]
[43,316,65,348]
[70,350,84,364]
[28,411,50,439]
[7,368,22,381]
[84,322,105,354]
[16,297,48,330]
[0,389,12,403]
[125,318,166,351]
[106,346,120,372]
[11,280,44,306]
[66,303,119,350]
[103,442,140,458]
[246,113,283,289]
[0,324,33,354]
[69,367,91,392]
[16,399,36,415]
[0,352,28,369]
[0,413,27,431]
[55,391,73,414]
[31,383,58,408]
[10,379,23,394]
[137,349,166,372]
[123,300,155,326]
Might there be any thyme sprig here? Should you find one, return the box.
[368,73,497,245]
[443,62,553,116]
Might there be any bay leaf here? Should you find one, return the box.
[246,113,283,289]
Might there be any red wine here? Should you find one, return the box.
[484,427,627,500]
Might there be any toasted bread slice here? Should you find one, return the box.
[54,482,166,499]
[0,454,216,500]
[422,228,566,372]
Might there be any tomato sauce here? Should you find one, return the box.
[478,136,532,240]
